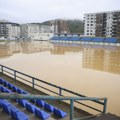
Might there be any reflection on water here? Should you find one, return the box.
[0,41,120,115]
[82,45,120,74]
[51,43,83,54]
[0,42,21,58]
[21,41,54,54]
[0,41,54,56]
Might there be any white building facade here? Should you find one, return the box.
[7,24,20,39]
[84,13,96,36]
[0,19,20,39]
[21,23,53,40]
[84,10,120,37]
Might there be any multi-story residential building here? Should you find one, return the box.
[84,10,120,37]
[50,19,70,34]
[0,19,20,39]
[21,23,53,40]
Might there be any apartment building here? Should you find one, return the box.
[84,10,120,37]
[0,19,20,39]
[50,19,70,34]
[21,23,53,40]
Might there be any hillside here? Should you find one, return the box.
[67,19,84,34]
[41,19,84,34]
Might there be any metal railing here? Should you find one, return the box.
[0,64,107,120]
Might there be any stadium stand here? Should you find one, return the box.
[0,78,67,120]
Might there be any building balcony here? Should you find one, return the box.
[102,24,106,27]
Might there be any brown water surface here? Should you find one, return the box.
[0,41,120,115]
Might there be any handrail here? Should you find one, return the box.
[0,64,107,117]
[0,65,103,104]
[0,93,107,120]
[0,93,106,101]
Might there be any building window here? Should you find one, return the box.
[87,24,89,26]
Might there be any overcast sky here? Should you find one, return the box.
[0,0,120,23]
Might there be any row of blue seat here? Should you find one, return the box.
[0,90,50,119]
[0,79,28,94]
[0,85,12,93]
[0,79,29,120]
[0,99,29,120]
[0,81,51,120]
[18,99,51,120]
[0,78,67,119]
[51,37,118,43]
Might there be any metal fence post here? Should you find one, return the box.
[59,87,62,96]
[103,98,107,113]
[14,71,16,81]
[32,78,35,90]
[70,99,74,120]
[1,65,3,75]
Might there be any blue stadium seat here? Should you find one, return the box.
[0,79,67,120]
[26,102,38,113]
[0,99,7,107]
[35,108,50,120]
[18,99,28,107]
[59,37,65,40]
[104,38,117,43]
[12,85,18,92]
[10,105,19,113]
[30,99,36,103]
[36,100,45,107]
[23,91,28,94]
[92,38,104,42]
[0,85,2,90]
[3,81,9,87]
[17,88,23,94]
[69,37,80,41]
[54,108,67,118]
[5,89,12,93]
[44,103,54,112]
[2,101,12,114]
[50,36,55,40]
[8,83,13,89]
[51,36,60,40]
[59,37,70,41]
[0,78,4,84]
[11,109,29,120]
[81,37,92,41]
[1,86,6,92]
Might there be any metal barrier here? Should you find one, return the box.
[0,64,107,120]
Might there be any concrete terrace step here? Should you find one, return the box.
[0,74,91,120]
[91,113,120,120]
[0,78,68,120]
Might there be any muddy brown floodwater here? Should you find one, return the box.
[0,41,120,115]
